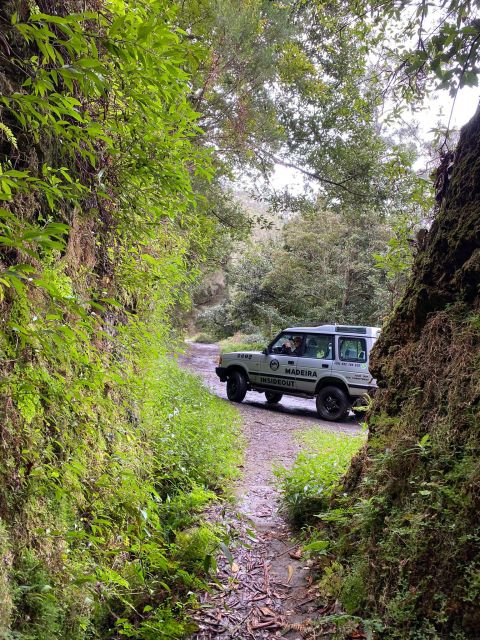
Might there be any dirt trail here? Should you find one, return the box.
[179,342,360,639]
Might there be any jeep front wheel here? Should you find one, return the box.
[226,370,247,403]
[316,386,350,421]
[265,391,283,404]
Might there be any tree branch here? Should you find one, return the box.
[261,151,368,198]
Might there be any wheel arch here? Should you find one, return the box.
[225,364,250,381]
[315,376,349,397]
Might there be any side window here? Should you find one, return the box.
[339,337,367,362]
[304,334,333,360]
[270,333,304,355]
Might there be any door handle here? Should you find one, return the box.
[322,364,329,368]
[288,360,294,364]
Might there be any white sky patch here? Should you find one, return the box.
[269,163,305,193]
[267,86,479,193]
[416,86,479,134]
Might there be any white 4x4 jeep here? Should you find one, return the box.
[215,325,380,421]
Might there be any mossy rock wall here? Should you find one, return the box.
[336,109,480,637]
[0,2,241,638]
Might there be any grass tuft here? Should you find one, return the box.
[278,428,365,527]
[219,332,266,354]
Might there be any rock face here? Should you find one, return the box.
[336,108,480,636]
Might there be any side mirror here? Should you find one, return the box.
[262,348,268,355]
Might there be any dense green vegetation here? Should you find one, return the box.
[277,428,365,527]
[198,200,423,338]
[0,1,242,637]
[197,111,432,338]
[0,0,478,638]
[217,333,265,354]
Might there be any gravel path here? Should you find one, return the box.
[178,342,361,639]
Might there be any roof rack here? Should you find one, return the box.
[335,326,367,334]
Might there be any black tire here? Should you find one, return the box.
[316,385,350,421]
[265,391,283,404]
[226,370,247,403]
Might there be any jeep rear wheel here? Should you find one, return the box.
[226,370,247,403]
[265,391,283,404]
[316,386,350,421]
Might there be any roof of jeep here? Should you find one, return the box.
[284,324,381,338]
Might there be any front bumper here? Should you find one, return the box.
[215,366,228,381]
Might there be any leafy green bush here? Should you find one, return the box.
[140,356,242,494]
[193,332,216,344]
[219,333,266,354]
[196,304,236,340]
[278,429,365,527]
[1,340,241,640]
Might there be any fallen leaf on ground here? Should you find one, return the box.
[288,548,302,560]
[231,562,239,573]
[287,565,294,583]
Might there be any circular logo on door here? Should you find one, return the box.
[270,359,279,371]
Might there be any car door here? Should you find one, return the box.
[332,335,370,393]
[295,333,334,393]
[252,332,300,393]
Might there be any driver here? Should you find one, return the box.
[280,339,293,354]
[281,336,302,355]
[291,336,303,354]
